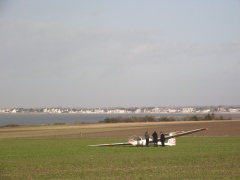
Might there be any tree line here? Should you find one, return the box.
[99,113,231,123]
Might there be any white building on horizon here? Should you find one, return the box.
[182,108,194,113]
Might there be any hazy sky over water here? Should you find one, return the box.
[1,0,240,108]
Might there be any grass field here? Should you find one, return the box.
[1,137,240,179]
[1,121,240,179]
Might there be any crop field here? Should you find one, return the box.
[0,120,240,179]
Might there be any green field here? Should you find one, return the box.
[1,137,239,179]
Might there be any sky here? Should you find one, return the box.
[0,0,240,108]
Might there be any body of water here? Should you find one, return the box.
[0,113,239,126]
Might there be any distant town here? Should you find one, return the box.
[1,106,240,114]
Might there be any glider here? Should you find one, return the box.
[88,127,208,147]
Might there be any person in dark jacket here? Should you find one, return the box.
[152,131,158,146]
[160,132,165,147]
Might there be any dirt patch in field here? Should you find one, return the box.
[1,120,239,139]
[83,120,240,138]
[40,120,240,139]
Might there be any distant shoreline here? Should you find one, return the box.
[1,112,239,127]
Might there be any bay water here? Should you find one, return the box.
[0,113,239,126]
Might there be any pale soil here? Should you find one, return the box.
[81,120,240,138]
[1,120,239,139]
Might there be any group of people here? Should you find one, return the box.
[144,130,165,147]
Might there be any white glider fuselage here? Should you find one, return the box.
[128,133,176,146]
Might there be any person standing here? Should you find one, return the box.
[160,132,165,147]
[152,131,158,146]
[145,130,150,147]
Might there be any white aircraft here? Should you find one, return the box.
[89,127,208,147]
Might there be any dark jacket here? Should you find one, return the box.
[160,133,165,142]
[152,131,158,141]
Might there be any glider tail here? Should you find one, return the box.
[165,133,176,146]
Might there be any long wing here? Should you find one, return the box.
[164,127,208,140]
[88,142,131,147]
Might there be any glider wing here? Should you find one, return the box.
[164,127,208,140]
[88,142,131,147]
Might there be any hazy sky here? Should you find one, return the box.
[1,0,240,108]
